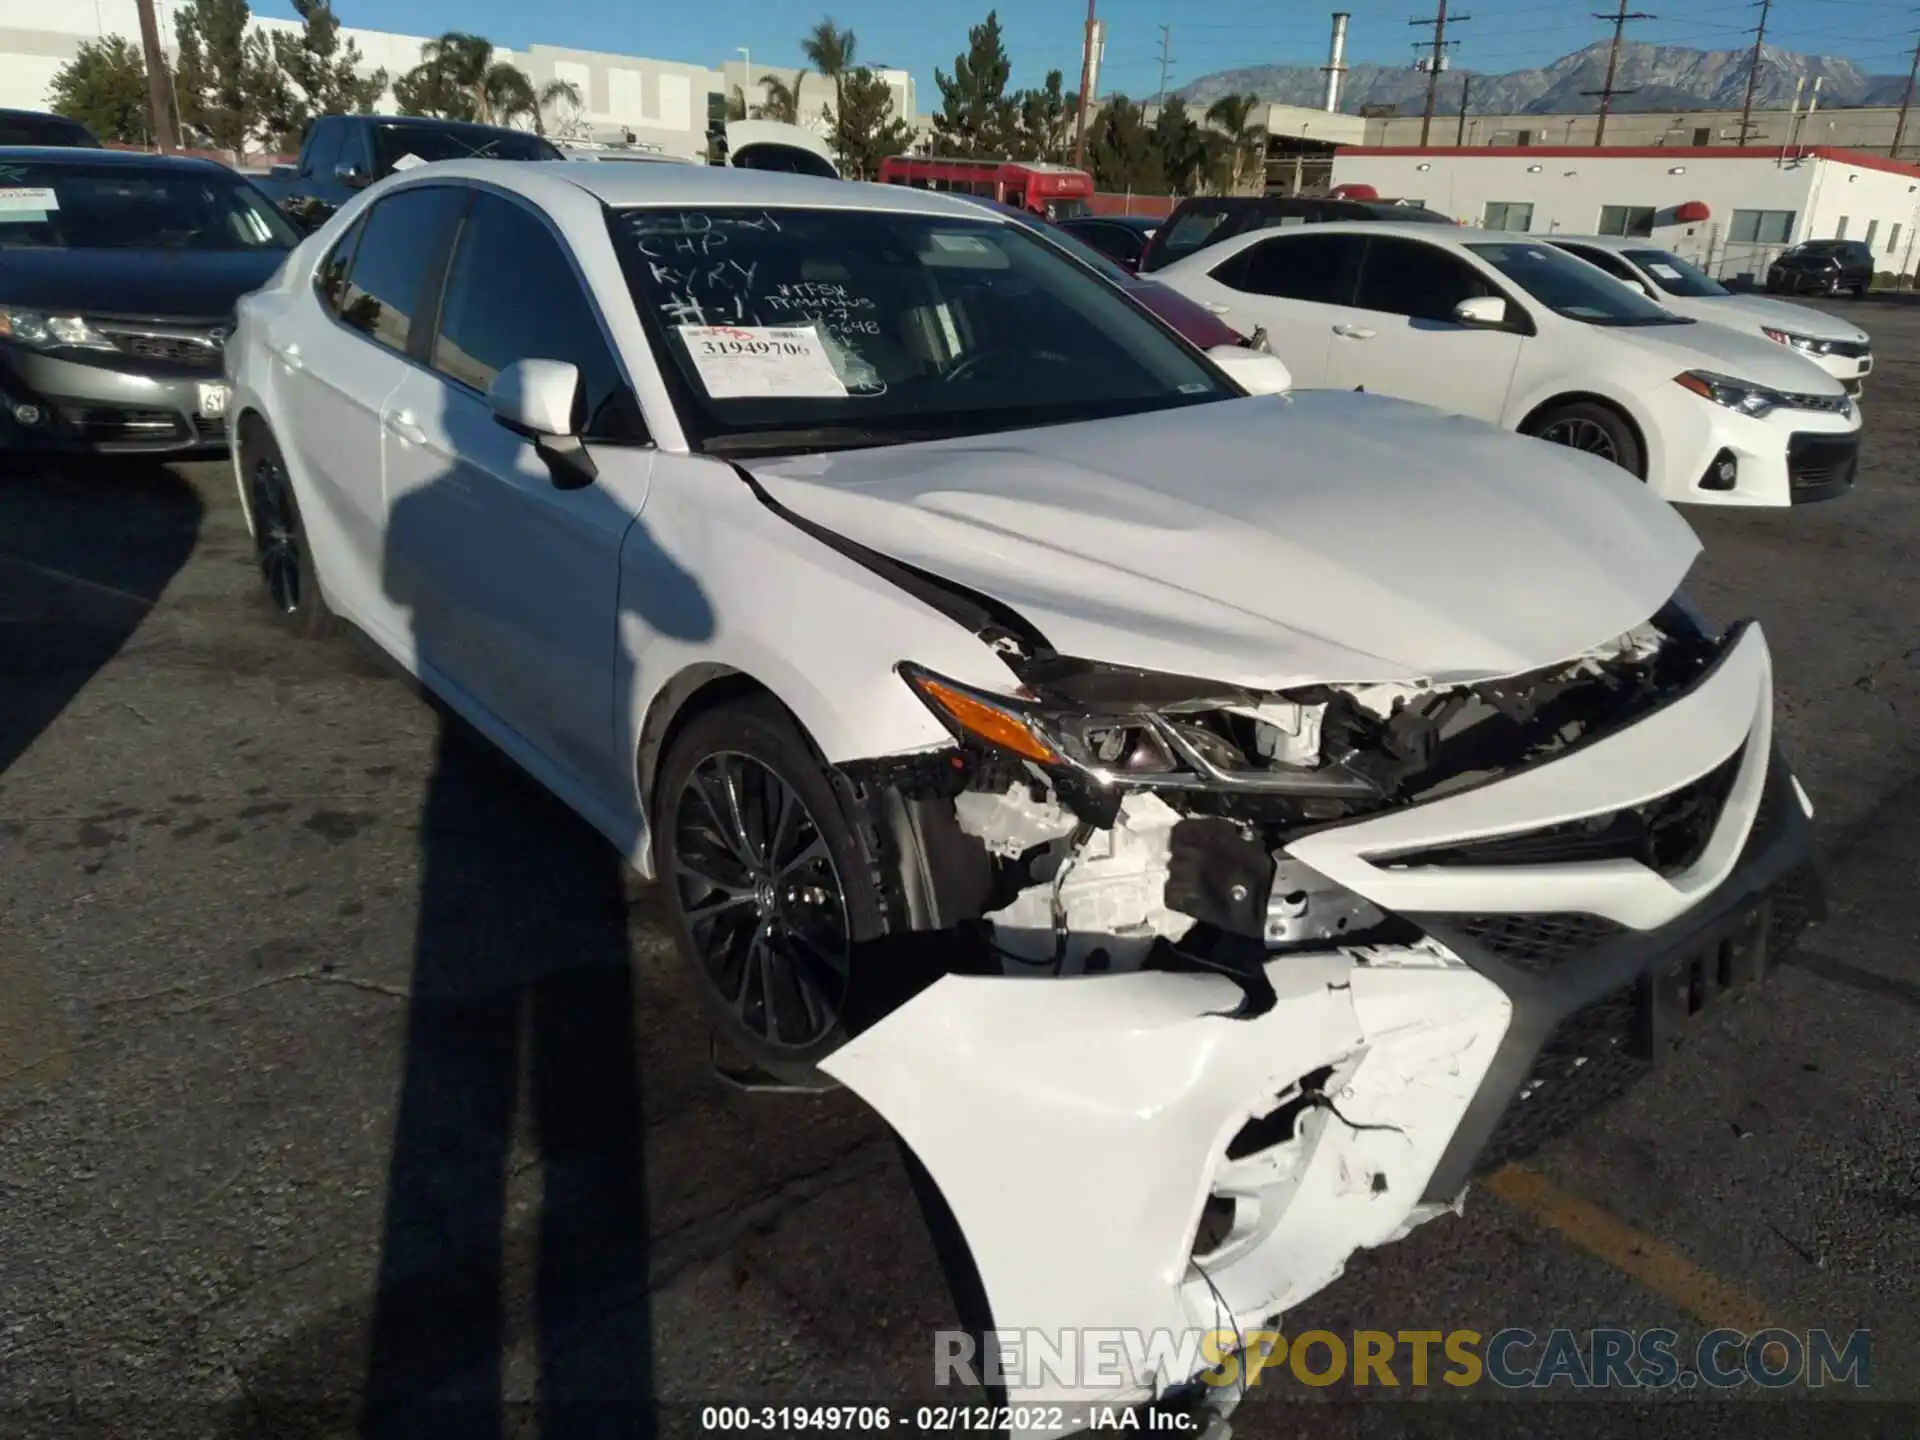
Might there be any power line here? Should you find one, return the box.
[1893,31,1920,158]
[1585,0,1657,144]
[1410,0,1471,146]
[1735,0,1774,146]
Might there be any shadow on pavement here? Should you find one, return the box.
[0,457,204,777]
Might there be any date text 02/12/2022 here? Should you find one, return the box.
[698,1406,1197,1433]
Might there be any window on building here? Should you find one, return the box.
[1513,130,1534,146]
[1835,216,1849,239]
[1598,205,1656,237]
[1483,201,1534,232]
[1865,219,1880,250]
[1891,223,1904,256]
[1729,208,1794,244]
[1691,127,1712,146]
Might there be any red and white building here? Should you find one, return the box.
[1329,145,1920,285]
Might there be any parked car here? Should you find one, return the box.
[1137,193,1455,274]
[958,194,1255,349]
[1548,235,1874,397]
[0,147,299,453]
[1765,238,1876,299]
[0,108,100,147]
[1058,213,1161,272]
[227,161,1821,1431]
[1155,221,1862,506]
[265,114,563,230]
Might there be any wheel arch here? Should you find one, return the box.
[635,664,783,834]
[1516,390,1652,480]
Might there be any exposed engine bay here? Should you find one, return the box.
[850,598,1723,984]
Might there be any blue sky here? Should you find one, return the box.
[262,0,1920,103]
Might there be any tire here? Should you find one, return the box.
[653,696,888,1075]
[1525,401,1645,480]
[238,422,336,639]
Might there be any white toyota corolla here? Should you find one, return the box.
[1153,220,1862,507]
[226,162,1824,1435]
[1545,233,1874,396]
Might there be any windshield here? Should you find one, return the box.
[610,206,1233,455]
[1467,241,1690,326]
[0,159,298,250]
[1624,248,1729,298]
[1044,197,1091,220]
[372,124,561,173]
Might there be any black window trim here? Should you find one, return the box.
[1208,227,1364,305]
[1354,234,1538,337]
[316,181,467,365]
[422,179,652,446]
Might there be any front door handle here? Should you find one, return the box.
[384,412,425,446]
[1333,324,1376,340]
[274,342,304,371]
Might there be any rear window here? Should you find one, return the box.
[1145,207,1231,268]
[371,124,561,174]
[0,112,97,147]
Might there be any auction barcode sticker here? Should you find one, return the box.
[677,324,848,398]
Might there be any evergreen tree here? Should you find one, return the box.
[1150,96,1210,195]
[832,67,913,179]
[49,36,156,146]
[1011,69,1071,162]
[173,0,278,152]
[263,0,388,149]
[1084,94,1163,193]
[931,10,1016,157]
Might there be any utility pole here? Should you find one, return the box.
[1735,0,1773,147]
[1455,73,1471,145]
[1585,0,1654,146]
[1410,0,1469,147]
[134,0,177,153]
[1073,0,1098,168]
[1893,32,1920,159]
[1155,25,1174,111]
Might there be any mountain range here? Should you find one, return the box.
[1177,41,1913,115]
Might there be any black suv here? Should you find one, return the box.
[1766,239,1875,298]
[1137,194,1455,273]
[0,108,100,146]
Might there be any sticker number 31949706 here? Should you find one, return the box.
[676,324,848,399]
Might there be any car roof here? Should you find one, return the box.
[349,114,543,135]
[0,144,223,171]
[1545,234,1665,252]
[403,159,1012,219]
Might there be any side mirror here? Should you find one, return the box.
[1625,278,1652,298]
[333,161,370,190]
[489,359,597,488]
[1453,295,1509,328]
[1207,345,1292,396]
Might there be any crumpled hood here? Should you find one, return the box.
[1699,292,1869,344]
[743,391,1701,690]
[1605,317,1848,394]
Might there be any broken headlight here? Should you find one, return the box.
[898,663,1381,798]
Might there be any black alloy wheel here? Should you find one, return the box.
[242,424,335,638]
[1527,400,1646,480]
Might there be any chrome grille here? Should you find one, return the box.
[97,324,227,370]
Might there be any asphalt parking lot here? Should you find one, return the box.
[3,306,1918,1440]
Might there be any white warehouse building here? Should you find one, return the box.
[1330,145,1920,287]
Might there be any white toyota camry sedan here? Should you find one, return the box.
[226,162,1824,1434]
[1153,220,1862,507]
[1545,234,1874,397]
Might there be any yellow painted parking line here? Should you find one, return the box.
[1483,1163,1779,1334]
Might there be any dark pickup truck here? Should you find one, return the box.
[256,114,564,229]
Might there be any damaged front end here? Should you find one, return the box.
[815,599,1819,1436]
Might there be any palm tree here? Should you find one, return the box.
[725,85,748,122]
[418,31,557,128]
[800,18,855,126]
[755,70,807,125]
[527,77,582,136]
[1205,93,1268,194]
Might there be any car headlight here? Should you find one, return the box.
[1674,369,1786,418]
[897,663,1383,799]
[1760,327,1834,356]
[0,307,118,352]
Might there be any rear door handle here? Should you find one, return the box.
[384,412,425,446]
[1333,324,1376,340]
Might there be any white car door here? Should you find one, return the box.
[1163,230,1363,388]
[1323,234,1525,422]
[270,186,464,622]
[379,187,654,799]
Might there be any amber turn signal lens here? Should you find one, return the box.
[911,677,1061,765]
